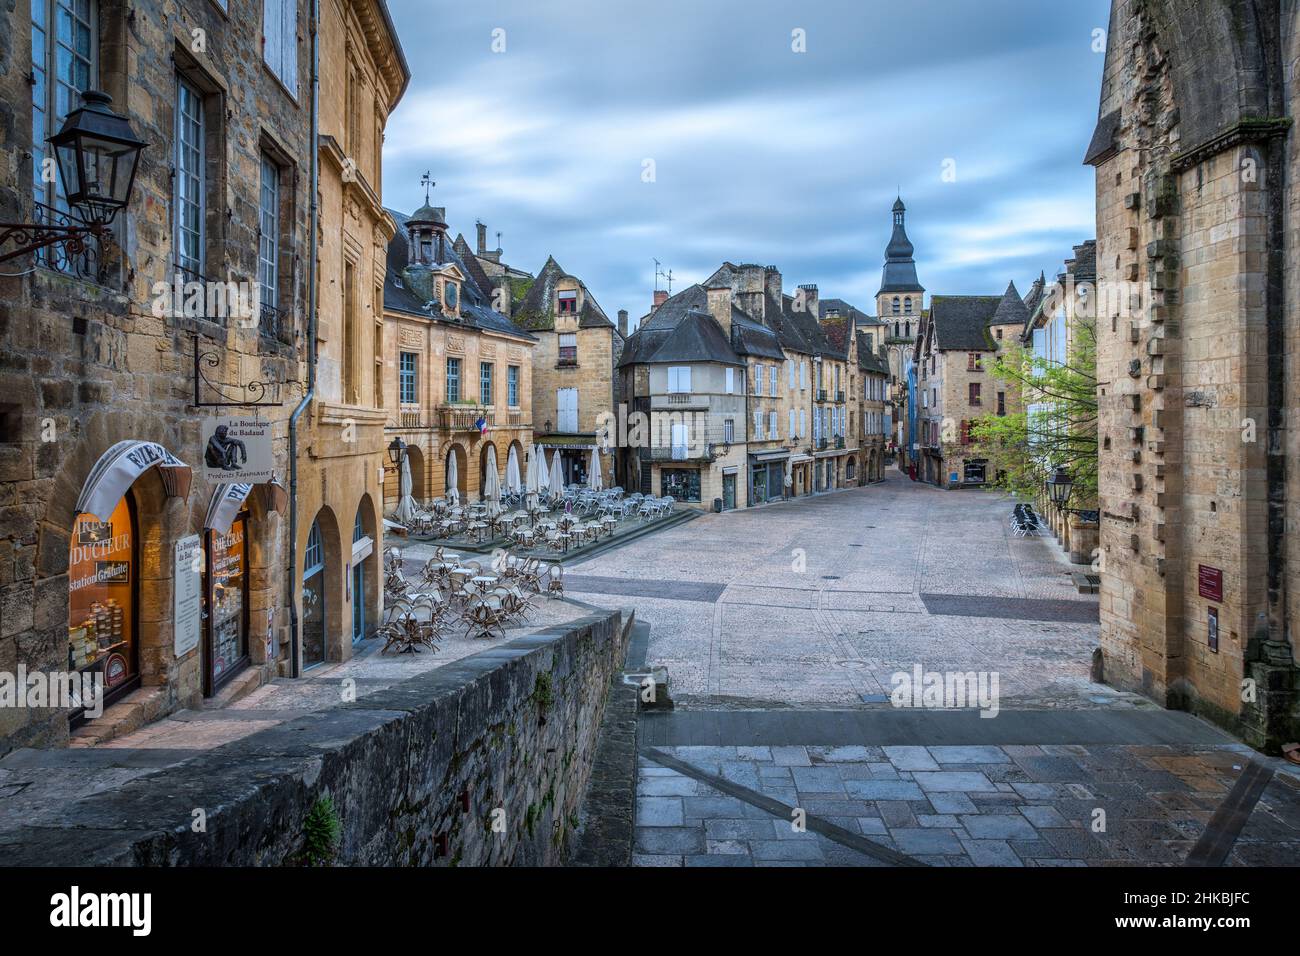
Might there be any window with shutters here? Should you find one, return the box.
[969,382,981,406]
[262,0,299,96]
[799,409,806,437]
[723,418,734,444]
[787,360,795,388]
[725,367,735,394]
[557,388,578,431]
[960,420,972,445]
[800,361,808,389]
[997,390,1006,417]
[768,366,777,396]
[752,365,762,395]
[769,410,778,438]
[789,409,796,438]
[667,367,691,393]
[753,409,763,439]
[670,422,689,460]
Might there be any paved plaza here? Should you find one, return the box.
[566,470,1116,710]
[557,471,1300,867]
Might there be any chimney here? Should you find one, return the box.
[618,309,628,337]
[736,264,765,321]
[476,221,487,256]
[653,289,668,311]
[764,265,782,308]
[706,285,733,339]
[797,283,818,319]
[493,277,512,317]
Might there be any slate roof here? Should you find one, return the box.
[621,283,779,367]
[1083,109,1122,166]
[929,295,1004,351]
[857,334,890,375]
[878,198,925,296]
[513,255,615,333]
[989,281,1030,328]
[383,208,535,342]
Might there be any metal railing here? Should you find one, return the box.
[437,404,495,431]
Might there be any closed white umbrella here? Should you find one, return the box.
[588,447,603,492]
[505,445,522,495]
[549,450,563,500]
[483,445,500,512]
[446,452,459,506]
[525,444,542,508]
[395,455,417,525]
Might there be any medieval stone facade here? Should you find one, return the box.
[1086,0,1298,750]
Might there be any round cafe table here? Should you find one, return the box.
[469,575,499,596]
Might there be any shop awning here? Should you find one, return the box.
[204,483,253,534]
[789,454,813,464]
[748,451,790,463]
[75,440,192,522]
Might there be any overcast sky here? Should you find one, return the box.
[383,0,1110,327]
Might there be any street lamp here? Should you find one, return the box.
[1,90,147,263]
[1045,465,1074,512]
[387,437,407,467]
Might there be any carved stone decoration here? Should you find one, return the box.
[447,334,465,354]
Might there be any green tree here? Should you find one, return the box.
[970,315,1097,506]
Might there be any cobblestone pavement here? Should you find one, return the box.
[632,741,1300,867]
[566,470,1119,710]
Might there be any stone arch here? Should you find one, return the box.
[300,504,343,669]
[405,443,426,502]
[352,493,381,643]
[440,441,468,500]
[478,438,503,500]
[506,438,526,493]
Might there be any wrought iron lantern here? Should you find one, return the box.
[1,90,146,263]
[388,437,407,467]
[1045,465,1074,511]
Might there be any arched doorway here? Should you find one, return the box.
[479,441,500,501]
[302,507,340,669]
[68,491,140,713]
[351,496,378,643]
[405,444,426,503]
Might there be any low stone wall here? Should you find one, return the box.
[4,610,630,866]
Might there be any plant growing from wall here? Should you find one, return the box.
[301,795,341,867]
[970,314,1098,505]
[533,671,555,723]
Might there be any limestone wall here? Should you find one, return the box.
[3,610,631,866]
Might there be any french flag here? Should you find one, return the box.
[474,415,488,436]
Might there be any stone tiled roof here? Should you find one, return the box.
[990,281,1030,328]
[513,256,614,332]
[929,295,1003,351]
[623,284,780,366]
[1083,109,1122,166]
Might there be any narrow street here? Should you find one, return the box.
[559,473,1300,867]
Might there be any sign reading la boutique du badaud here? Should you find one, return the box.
[200,417,274,483]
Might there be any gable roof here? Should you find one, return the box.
[513,255,614,333]
[929,295,1003,351]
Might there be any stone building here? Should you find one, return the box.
[915,285,1026,488]
[290,0,407,673]
[0,0,338,751]
[875,199,926,474]
[512,257,622,489]
[1018,243,1100,564]
[820,299,890,484]
[381,202,535,506]
[1084,0,1299,750]
[614,284,778,509]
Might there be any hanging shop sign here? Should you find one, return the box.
[201,418,274,483]
[173,534,203,657]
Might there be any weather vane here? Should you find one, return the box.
[421,171,435,203]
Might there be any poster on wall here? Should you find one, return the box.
[174,534,203,657]
[201,417,274,483]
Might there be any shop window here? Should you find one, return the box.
[661,468,700,502]
[68,495,138,715]
[205,513,249,694]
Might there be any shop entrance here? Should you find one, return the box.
[204,512,250,695]
[68,494,139,715]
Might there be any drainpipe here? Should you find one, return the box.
[287,0,321,680]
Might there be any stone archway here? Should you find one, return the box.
[478,439,502,500]
[351,493,381,643]
[442,442,468,501]
[301,505,343,669]
[405,443,426,503]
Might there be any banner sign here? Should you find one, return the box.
[174,535,203,657]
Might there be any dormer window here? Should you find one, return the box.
[444,280,458,311]
[558,289,577,314]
